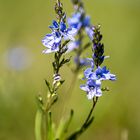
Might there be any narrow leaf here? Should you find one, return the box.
[56,110,74,139]
[35,109,43,140]
[47,112,55,140]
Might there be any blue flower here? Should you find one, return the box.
[94,66,116,81]
[74,57,94,68]
[42,20,76,53]
[68,12,92,39]
[42,32,61,53]
[80,66,116,99]
[79,24,116,100]
[68,12,82,30]
[59,21,77,41]
[67,41,80,52]
[49,20,77,41]
[84,66,116,81]
[68,13,91,29]
[84,68,93,79]
[49,20,59,30]
[80,79,102,99]
[85,27,94,40]
[83,16,90,27]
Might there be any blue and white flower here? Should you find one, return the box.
[67,41,80,52]
[49,20,59,30]
[49,20,77,41]
[95,66,116,81]
[68,12,93,40]
[68,12,83,30]
[84,66,116,81]
[68,12,90,30]
[74,57,94,68]
[59,21,77,41]
[80,66,116,99]
[85,27,94,40]
[42,32,61,53]
[42,20,77,53]
[80,79,102,99]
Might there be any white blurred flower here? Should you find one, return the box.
[3,46,33,71]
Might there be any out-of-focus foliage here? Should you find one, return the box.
[0,0,140,140]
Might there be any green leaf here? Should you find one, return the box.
[60,80,65,85]
[36,95,44,111]
[35,109,44,140]
[45,79,52,93]
[83,42,91,51]
[60,57,71,67]
[62,40,70,48]
[52,62,57,72]
[64,110,74,133]
[55,53,60,65]
[47,112,55,140]
[55,110,74,139]
[83,116,94,129]
[66,116,94,140]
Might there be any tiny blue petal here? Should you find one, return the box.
[52,20,59,28]
[60,22,66,32]
[83,16,90,27]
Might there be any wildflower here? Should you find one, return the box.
[50,20,77,40]
[80,80,102,99]
[74,57,94,68]
[94,66,116,81]
[42,32,61,53]
[80,25,116,100]
[68,12,83,30]
[68,12,93,39]
[59,21,77,41]
[85,26,94,40]
[81,66,116,99]
[67,41,80,52]
[68,13,90,30]
[42,20,76,53]
[49,20,59,30]
[84,66,116,81]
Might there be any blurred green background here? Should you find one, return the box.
[0,0,140,140]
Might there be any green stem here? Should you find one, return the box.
[35,109,44,140]
[61,71,78,115]
[66,97,98,140]
[82,97,98,128]
[47,112,54,140]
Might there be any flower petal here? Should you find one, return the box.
[87,90,95,100]
[67,41,79,52]
[80,85,89,92]
[60,22,66,32]
[95,88,102,97]
[84,68,92,78]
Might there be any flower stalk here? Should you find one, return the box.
[35,0,76,139]
[35,0,116,140]
[66,97,98,140]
